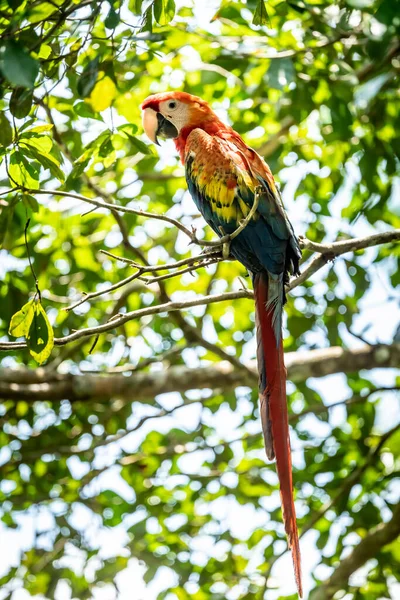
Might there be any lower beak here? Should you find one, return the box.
[142,107,178,146]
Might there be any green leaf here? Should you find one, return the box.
[1,42,40,88]
[7,0,25,9]
[77,56,100,98]
[105,6,120,29]
[22,193,39,213]
[25,124,54,134]
[26,302,54,364]
[18,118,37,132]
[253,0,269,26]
[99,137,114,158]
[68,152,91,180]
[88,76,117,112]
[141,5,153,32]
[20,133,53,154]
[117,123,138,135]
[74,101,103,120]
[122,133,153,155]
[133,0,143,14]
[21,144,65,183]
[9,299,35,337]
[153,0,175,25]
[0,195,19,247]
[8,150,39,189]
[26,0,60,23]
[10,88,33,119]
[0,112,13,147]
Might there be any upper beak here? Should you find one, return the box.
[142,107,178,146]
[142,107,160,145]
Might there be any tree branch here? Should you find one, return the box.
[311,502,400,600]
[288,229,400,291]
[300,230,400,255]
[0,226,398,350]
[0,343,398,401]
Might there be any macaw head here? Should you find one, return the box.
[141,91,215,145]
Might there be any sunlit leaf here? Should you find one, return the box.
[153,0,175,25]
[26,0,60,23]
[9,299,35,337]
[20,133,53,154]
[26,302,54,364]
[8,150,40,189]
[25,124,54,134]
[88,76,117,112]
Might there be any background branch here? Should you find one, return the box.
[1,343,398,401]
[311,502,400,600]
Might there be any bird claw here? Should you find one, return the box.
[202,245,221,255]
[222,240,231,259]
[216,225,231,259]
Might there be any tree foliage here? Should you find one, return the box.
[0,1,399,599]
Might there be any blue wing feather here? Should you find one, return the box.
[186,156,292,277]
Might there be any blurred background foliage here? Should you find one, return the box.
[0,0,400,599]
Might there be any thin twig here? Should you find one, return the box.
[64,269,144,312]
[99,248,222,270]
[2,185,261,249]
[299,230,400,255]
[138,256,221,284]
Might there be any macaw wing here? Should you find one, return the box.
[184,128,290,276]
[218,134,302,274]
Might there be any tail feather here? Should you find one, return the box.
[253,271,303,598]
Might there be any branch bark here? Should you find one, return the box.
[311,502,400,600]
[0,343,398,402]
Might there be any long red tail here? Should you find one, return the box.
[253,271,302,598]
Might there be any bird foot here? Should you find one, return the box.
[218,226,231,259]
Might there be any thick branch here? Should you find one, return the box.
[300,230,400,255]
[288,229,400,291]
[0,343,398,401]
[311,502,400,600]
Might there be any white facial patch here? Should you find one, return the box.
[159,100,190,134]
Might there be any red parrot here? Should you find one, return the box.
[141,92,302,597]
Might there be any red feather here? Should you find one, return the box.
[254,272,303,598]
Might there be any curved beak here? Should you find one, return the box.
[142,107,160,146]
[142,107,178,146]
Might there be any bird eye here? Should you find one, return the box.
[168,101,177,110]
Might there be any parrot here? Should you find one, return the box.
[141,91,303,597]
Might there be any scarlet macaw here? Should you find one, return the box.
[141,92,302,596]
